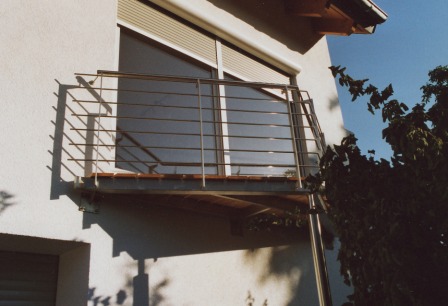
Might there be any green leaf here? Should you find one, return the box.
[323,65,448,306]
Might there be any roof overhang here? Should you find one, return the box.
[285,0,388,35]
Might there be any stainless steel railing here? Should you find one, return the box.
[69,70,326,185]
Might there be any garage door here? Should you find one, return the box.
[0,251,58,306]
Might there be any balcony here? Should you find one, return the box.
[70,71,325,220]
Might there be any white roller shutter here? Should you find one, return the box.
[221,43,290,84]
[118,0,217,67]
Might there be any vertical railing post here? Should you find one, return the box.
[197,79,206,188]
[308,194,333,306]
[94,73,104,188]
[215,39,232,176]
[286,87,302,189]
[289,86,332,305]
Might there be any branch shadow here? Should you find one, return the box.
[87,267,171,306]
[88,287,127,306]
[0,191,16,215]
[244,229,319,306]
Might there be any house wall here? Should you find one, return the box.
[0,0,347,305]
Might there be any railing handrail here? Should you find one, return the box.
[75,70,301,91]
[300,99,326,152]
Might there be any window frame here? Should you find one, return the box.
[108,1,297,176]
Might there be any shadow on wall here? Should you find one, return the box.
[49,77,114,201]
[87,260,173,306]
[80,194,314,305]
[81,193,303,259]
[49,81,79,200]
[48,78,317,306]
[0,191,15,215]
[245,235,319,306]
[88,288,127,306]
[206,0,323,54]
[88,283,271,306]
[245,291,268,306]
[328,96,340,112]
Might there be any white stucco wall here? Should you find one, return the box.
[0,0,117,237]
[0,0,347,305]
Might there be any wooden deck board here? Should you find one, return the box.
[90,173,303,182]
[81,173,309,219]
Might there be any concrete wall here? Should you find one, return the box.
[0,0,347,305]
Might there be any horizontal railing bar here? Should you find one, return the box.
[72,114,293,128]
[76,70,301,91]
[70,160,320,170]
[293,137,322,141]
[297,101,312,105]
[68,158,298,167]
[68,142,320,156]
[73,99,290,115]
[76,74,310,104]
[291,112,318,117]
[74,88,286,103]
[68,143,295,154]
[70,128,295,140]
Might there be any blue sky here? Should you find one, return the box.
[327,0,448,159]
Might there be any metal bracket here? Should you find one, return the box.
[74,176,84,189]
[79,192,101,213]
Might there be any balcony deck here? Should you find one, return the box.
[76,172,310,219]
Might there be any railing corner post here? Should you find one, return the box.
[196,79,206,188]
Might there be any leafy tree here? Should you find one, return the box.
[307,65,448,305]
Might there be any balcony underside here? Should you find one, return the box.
[75,173,310,220]
[285,0,387,35]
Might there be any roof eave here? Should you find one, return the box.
[331,0,388,27]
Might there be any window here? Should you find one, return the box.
[223,74,295,176]
[114,0,296,176]
[116,30,218,174]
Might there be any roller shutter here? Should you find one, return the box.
[0,251,58,306]
[117,0,290,83]
[221,43,290,84]
[118,0,217,67]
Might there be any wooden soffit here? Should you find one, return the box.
[284,0,387,36]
